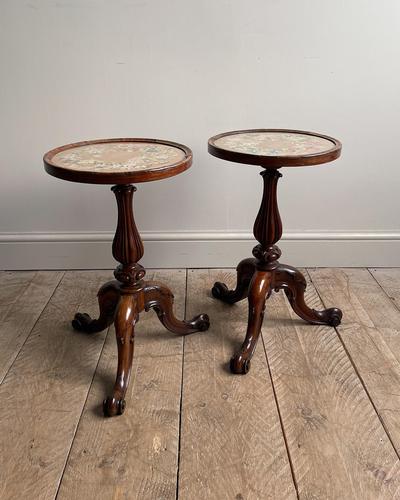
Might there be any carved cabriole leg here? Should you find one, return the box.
[230,270,272,374]
[212,258,256,304]
[144,282,210,334]
[273,264,342,326]
[103,293,138,417]
[72,281,120,333]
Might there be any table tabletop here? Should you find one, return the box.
[44,138,192,184]
[208,129,341,168]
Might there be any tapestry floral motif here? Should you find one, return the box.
[214,132,334,156]
[52,142,186,173]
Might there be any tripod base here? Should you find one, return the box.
[73,279,209,416]
[212,258,342,374]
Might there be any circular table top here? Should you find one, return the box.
[208,129,341,167]
[44,138,192,184]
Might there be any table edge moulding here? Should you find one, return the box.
[208,128,341,168]
[44,137,193,184]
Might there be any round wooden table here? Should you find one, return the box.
[44,138,210,417]
[208,129,343,374]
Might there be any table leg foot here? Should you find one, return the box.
[104,294,136,417]
[144,282,210,335]
[274,264,342,326]
[212,257,256,304]
[230,269,272,374]
[230,354,251,374]
[72,281,120,334]
[103,396,126,417]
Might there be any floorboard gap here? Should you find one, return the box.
[306,268,400,461]
[367,268,400,314]
[0,271,65,386]
[261,332,300,499]
[54,321,111,498]
[175,269,188,500]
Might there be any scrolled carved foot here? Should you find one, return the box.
[211,258,256,305]
[72,281,119,334]
[212,281,248,305]
[322,307,342,327]
[274,264,343,327]
[144,282,209,335]
[230,354,251,374]
[72,313,100,334]
[187,313,210,332]
[103,396,126,417]
[211,282,231,301]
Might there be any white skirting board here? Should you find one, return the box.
[0,231,399,270]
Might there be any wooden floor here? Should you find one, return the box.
[1,268,400,499]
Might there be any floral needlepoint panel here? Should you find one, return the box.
[52,142,186,173]
[215,132,335,156]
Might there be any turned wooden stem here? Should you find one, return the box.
[253,169,282,247]
[111,184,145,286]
[252,169,282,266]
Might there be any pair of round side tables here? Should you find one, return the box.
[44,129,342,417]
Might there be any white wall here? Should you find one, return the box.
[1,0,399,269]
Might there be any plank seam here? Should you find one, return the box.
[367,268,400,314]
[261,332,300,499]
[306,268,400,461]
[55,323,111,500]
[0,271,66,386]
[175,269,187,500]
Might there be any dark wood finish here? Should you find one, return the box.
[71,184,209,417]
[208,129,341,168]
[210,131,342,374]
[230,269,272,374]
[44,137,208,417]
[144,282,209,334]
[212,257,256,304]
[273,264,342,326]
[44,138,192,184]
[253,169,282,247]
[111,185,146,287]
[103,293,137,416]
[72,281,120,334]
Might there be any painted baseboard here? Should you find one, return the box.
[0,230,399,269]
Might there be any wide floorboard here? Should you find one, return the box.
[1,268,400,500]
